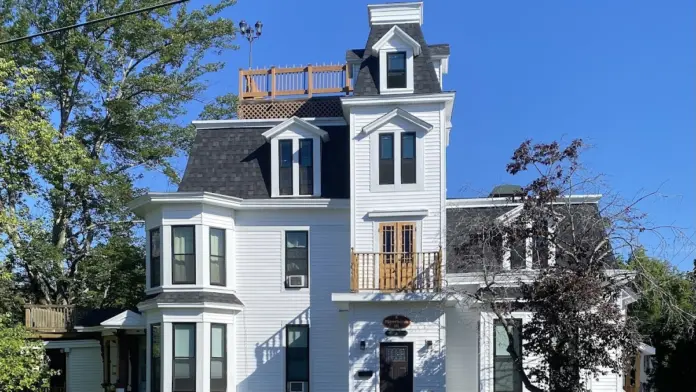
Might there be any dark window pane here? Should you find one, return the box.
[173,323,196,392]
[151,324,161,392]
[387,52,407,89]
[279,140,294,195]
[172,227,195,284]
[531,220,549,268]
[299,139,313,195]
[210,228,225,286]
[211,324,226,392]
[379,133,394,185]
[401,132,416,184]
[285,232,309,286]
[494,320,522,392]
[286,326,309,382]
[150,228,161,287]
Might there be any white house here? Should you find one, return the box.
[27,3,639,392]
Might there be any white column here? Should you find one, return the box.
[200,225,210,287]
[292,138,300,195]
[199,322,209,392]
[227,322,235,392]
[162,226,172,286]
[162,322,173,392]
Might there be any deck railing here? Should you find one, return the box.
[239,64,353,100]
[25,305,76,332]
[351,250,442,292]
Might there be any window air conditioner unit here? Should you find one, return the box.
[287,381,307,392]
[286,275,306,288]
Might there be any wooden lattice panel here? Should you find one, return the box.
[238,97,343,119]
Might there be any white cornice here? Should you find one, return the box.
[368,2,423,26]
[128,191,350,216]
[371,25,422,56]
[341,92,455,108]
[262,116,330,142]
[362,108,433,135]
[445,194,603,209]
[192,117,346,130]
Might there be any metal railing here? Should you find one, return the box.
[25,305,76,332]
[351,250,442,292]
[239,64,352,99]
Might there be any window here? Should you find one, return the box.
[172,226,195,284]
[286,325,309,389]
[210,228,226,286]
[285,231,309,288]
[150,324,161,392]
[279,140,293,196]
[299,139,313,195]
[150,228,161,288]
[387,52,407,88]
[173,323,196,392]
[211,324,226,392]
[494,319,522,392]
[379,133,394,185]
[401,132,416,184]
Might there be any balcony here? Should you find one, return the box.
[350,250,442,292]
[239,64,353,100]
[24,305,77,333]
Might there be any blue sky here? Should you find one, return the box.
[141,0,695,267]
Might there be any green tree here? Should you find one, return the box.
[627,250,696,391]
[0,0,238,306]
[0,315,55,391]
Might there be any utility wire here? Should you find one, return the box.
[0,0,189,46]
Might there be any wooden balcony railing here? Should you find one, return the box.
[25,305,76,333]
[239,64,353,100]
[351,250,442,292]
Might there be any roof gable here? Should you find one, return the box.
[371,25,422,55]
[362,108,433,135]
[262,116,329,141]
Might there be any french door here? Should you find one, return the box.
[379,222,416,291]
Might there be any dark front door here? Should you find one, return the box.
[380,342,413,392]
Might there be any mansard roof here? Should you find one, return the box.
[353,23,442,96]
[179,125,349,199]
[346,43,449,63]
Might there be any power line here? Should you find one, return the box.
[0,0,189,46]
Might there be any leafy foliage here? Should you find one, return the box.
[0,314,55,391]
[0,0,238,306]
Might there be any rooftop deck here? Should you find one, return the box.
[239,64,354,100]
[25,305,77,333]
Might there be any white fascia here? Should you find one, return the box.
[371,25,422,56]
[128,191,349,217]
[341,92,455,125]
[191,117,346,130]
[361,108,433,135]
[367,2,423,26]
[445,194,603,209]
[261,116,330,142]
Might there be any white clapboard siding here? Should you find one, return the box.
[446,306,481,392]
[67,346,104,392]
[235,209,350,392]
[349,303,446,392]
[352,103,444,254]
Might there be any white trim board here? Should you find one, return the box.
[366,209,428,218]
[445,194,603,209]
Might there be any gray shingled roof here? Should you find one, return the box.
[346,44,449,62]
[179,126,349,198]
[353,23,443,96]
[446,203,614,273]
[139,292,243,307]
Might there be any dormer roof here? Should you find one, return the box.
[361,108,433,135]
[371,25,422,56]
[262,116,330,142]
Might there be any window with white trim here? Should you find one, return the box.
[173,323,196,392]
[373,130,422,191]
[210,324,226,392]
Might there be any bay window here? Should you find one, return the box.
[173,323,196,392]
[172,226,195,284]
[211,324,226,392]
[210,228,226,286]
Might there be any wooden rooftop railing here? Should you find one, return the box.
[239,64,353,100]
[351,250,442,292]
[25,305,77,333]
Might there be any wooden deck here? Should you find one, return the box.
[239,64,353,100]
[25,305,76,333]
[351,250,442,292]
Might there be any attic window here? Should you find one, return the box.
[262,117,329,198]
[387,52,406,88]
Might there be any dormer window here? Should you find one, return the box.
[263,117,329,197]
[387,52,407,88]
[372,25,421,95]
